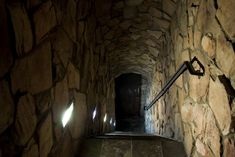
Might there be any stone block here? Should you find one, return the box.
[149,7,162,18]
[84,15,97,46]
[195,0,206,32]
[189,51,210,102]
[0,48,13,78]
[208,78,231,135]
[152,17,170,31]
[162,0,176,16]
[174,113,183,140]
[33,0,57,43]
[201,33,215,58]
[147,30,162,40]
[148,46,159,58]
[183,124,193,156]
[194,30,202,49]
[38,113,53,157]
[195,0,219,36]
[130,34,141,40]
[204,107,220,157]
[191,104,205,138]
[216,32,235,77]
[95,0,112,17]
[62,18,77,42]
[60,0,77,42]
[0,1,13,78]
[80,49,90,93]
[232,99,235,117]
[52,77,69,124]
[175,75,183,89]
[77,21,85,42]
[195,139,214,157]
[51,28,74,67]
[182,35,190,50]
[209,63,223,81]
[14,94,37,146]
[119,20,132,30]
[55,131,74,157]
[181,97,194,123]
[67,62,80,90]
[123,6,137,19]
[177,87,187,111]
[125,0,143,6]
[54,124,63,143]
[107,18,120,28]
[145,39,156,47]
[104,30,115,40]
[216,0,235,42]
[69,92,87,139]
[77,0,91,19]
[11,41,52,94]
[188,27,194,50]
[26,0,41,9]
[22,138,39,157]
[229,63,235,90]
[0,80,14,134]
[223,137,235,157]
[114,1,124,10]
[175,42,188,68]
[177,1,187,36]
[188,11,194,27]
[138,4,148,12]
[34,89,52,115]
[7,2,33,56]
[133,21,149,30]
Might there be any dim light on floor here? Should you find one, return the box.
[62,102,74,128]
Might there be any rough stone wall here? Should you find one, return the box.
[95,0,177,134]
[103,0,177,134]
[172,0,235,156]
[145,49,179,139]
[138,0,179,139]
[102,0,176,79]
[147,0,235,156]
[0,0,115,156]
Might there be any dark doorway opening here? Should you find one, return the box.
[115,73,144,132]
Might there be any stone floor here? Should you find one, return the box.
[79,132,187,157]
[116,117,145,132]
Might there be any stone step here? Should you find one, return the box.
[78,133,187,157]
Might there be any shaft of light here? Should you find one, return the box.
[92,107,97,120]
[62,102,74,127]
[103,113,107,123]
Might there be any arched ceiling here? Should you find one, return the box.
[95,0,177,80]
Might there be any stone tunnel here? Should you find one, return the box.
[0,0,235,156]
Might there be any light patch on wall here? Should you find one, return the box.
[92,107,97,120]
[103,113,107,123]
[62,102,74,127]
[110,118,113,125]
[113,121,116,127]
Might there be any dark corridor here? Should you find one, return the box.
[115,73,144,132]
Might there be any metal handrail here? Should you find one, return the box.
[144,57,205,110]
